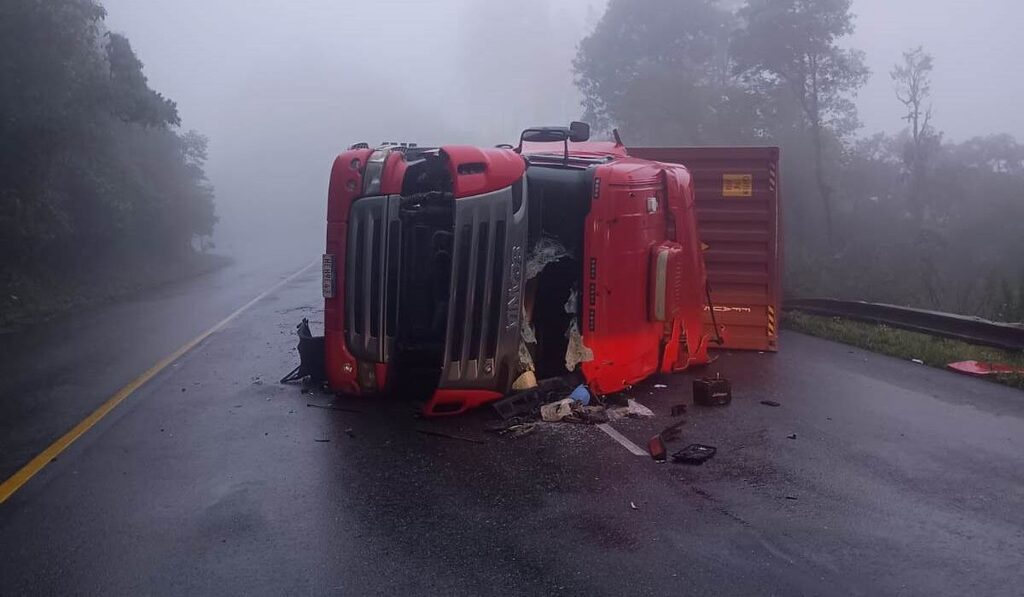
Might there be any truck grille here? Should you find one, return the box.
[346,195,400,363]
[441,185,526,388]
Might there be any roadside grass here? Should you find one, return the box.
[784,311,1024,390]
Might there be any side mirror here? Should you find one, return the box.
[569,121,591,142]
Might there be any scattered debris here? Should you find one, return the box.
[314,439,330,443]
[693,374,732,406]
[785,496,798,500]
[672,444,717,465]
[493,375,580,420]
[625,399,655,418]
[569,384,591,405]
[947,360,1024,376]
[541,398,577,422]
[416,429,486,444]
[630,501,638,511]
[911,358,924,365]
[653,384,668,389]
[307,403,362,414]
[647,435,668,461]
[485,417,538,438]
[506,423,537,438]
[281,318,326,384]
[659,420,686,443]
[786,433,797,440]
[511,369,538,391]
[760,400,781,407]
[670,404,688,417]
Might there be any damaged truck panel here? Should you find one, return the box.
[580,159,710,396]
[628,147,782,352]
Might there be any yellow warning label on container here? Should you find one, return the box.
[722,174,753,197]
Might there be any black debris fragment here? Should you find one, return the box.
[786,433,797,440]
[314,439,330,443]
[672,444,717,465]
[307,403,362,414]
[760,400,781,407]
[670,403,688,417]
[281,318,326,384]
[416,429,486,444]
[660,420,686,443]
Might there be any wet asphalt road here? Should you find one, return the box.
[1,258,1023,596]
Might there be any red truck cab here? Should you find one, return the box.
[322,125,779,415]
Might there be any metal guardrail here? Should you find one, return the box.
[785,298,1024,352]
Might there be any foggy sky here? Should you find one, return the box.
[100,0,1023,253]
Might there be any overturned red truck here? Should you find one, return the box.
[322,123,780,415]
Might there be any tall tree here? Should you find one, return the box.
[891,46,936,219]
[733,0,869,243]
[574,0,761,145]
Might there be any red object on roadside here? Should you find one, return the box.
[647,435,667,461]
[947,360,1024,376]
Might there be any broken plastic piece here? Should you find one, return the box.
[281,318,326,384]
[647,435,667,461]
[541,398,577,422]
[672,444,716,465]
[569,384,591,405]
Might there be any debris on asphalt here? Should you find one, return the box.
[659,420,686,443]
[647,435,668,461]
[623,399,655,419]
[911,358,924,365]
[672,444,717,465]
[630,501,638,510]
[314,439,330,443]
[485,417,538,438]
[760,400,781,407]
[307,403,362,414]
[786,433,797,440]
[416,429,486,444]
[541,398,577,422]
[569,384,591,405]
[785,495,798,500]
[693,373,732,406]
[653,383,668,389]
[280,318,326,384]
[540,397,609,424]
[670,403,688,417]
[493,375,581,420]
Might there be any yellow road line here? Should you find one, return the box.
[0,259,318,504]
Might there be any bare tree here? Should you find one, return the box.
[891,46,935,219]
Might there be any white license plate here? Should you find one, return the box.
[322,254,335,298]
